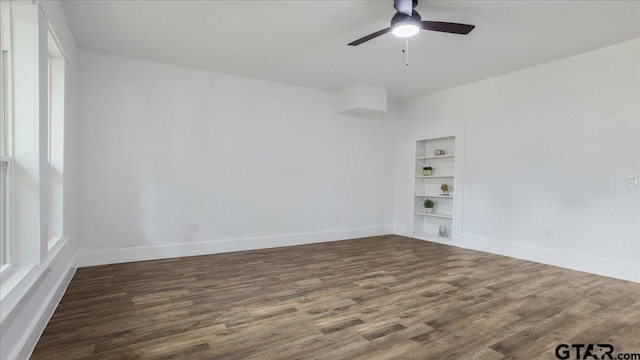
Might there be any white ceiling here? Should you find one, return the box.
[61,0,640,102]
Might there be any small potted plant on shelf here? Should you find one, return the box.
[423,199,434,214]
[423,166,433,176]
[440,184,449,196]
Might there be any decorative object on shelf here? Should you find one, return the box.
[440,183,449,196]
[438,225,448,238]
[434,149,446,156]
[422,166,432,176]
[423,199,434,214]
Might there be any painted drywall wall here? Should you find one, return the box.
[0,1,79,359]
[394,38,640,282]
[76,51,396,265]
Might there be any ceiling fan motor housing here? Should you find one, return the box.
[391,10,422,27]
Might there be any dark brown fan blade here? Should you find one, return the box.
[348,28,391,46]
[421,21,475,34]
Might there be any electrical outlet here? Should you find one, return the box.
[545,230,554,240]
[627,176,639,187]
[190,223,199,231]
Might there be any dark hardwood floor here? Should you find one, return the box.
[32,235,640,359]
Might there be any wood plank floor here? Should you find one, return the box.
[32,235,640,359]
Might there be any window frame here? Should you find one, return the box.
[0,0,14,274]
[46,26,65,251]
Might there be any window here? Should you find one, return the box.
[47,29,65,249]
[0,0,13,269]
[0,0,67,281]
[1,0,44,273]
[0,0,70,313]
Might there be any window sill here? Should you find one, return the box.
[48,235,67,253]
[0,263,12,274]
[0,264,37,322]
[1,236,71,325]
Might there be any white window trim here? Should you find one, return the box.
[46,22,68,63]
[0,155,13,272]
[46,25,65,252]
[0,0,14,273]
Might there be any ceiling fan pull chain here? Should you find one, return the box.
[405,37,409,66]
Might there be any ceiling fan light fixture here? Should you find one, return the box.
[347,0,475,46]
[391,22,420,37]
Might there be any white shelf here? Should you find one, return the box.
[413,232,452,243]
[414,213,453,219]
[415,175,454,178]
[416,154,455,160]
[415,194,453,198]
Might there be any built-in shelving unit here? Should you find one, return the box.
[413,136,457,242]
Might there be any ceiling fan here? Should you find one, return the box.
[348,0,475,46]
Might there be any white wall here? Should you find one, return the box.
[394,38,640,282]
[76,51,396,265]
[78,40,640,283]
[0,1,79,359]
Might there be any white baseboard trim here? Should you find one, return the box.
[1,236,76,360]
[457,234,640,283]
[77,225,394,267]
[15,264,76,360]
